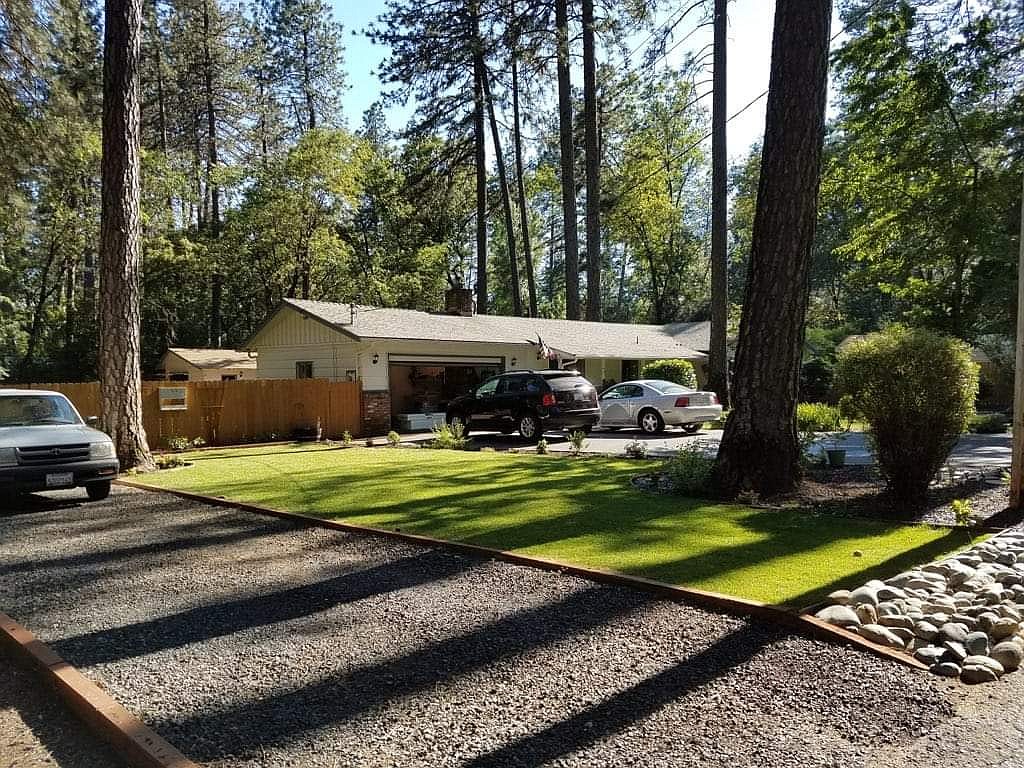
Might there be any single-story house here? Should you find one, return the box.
[158,347,258,381]
[245,289,711,433]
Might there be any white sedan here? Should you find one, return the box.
[597,379,722,435]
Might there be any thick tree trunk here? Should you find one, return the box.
[712,0,831,497]
[582,0,600,321]
[472,4,487,314]
[555,0,580,319]
[707,0,730,408]
[483,70,522,316]
[510,19,537,317]
[100,0,154,470]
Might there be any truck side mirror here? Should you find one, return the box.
[86,416,99,426]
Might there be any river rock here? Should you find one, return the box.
[938,622,970,644]
[932,662,962,677]
[828,589,852,606]
[942,641,968,663]
[914,646,946,665]
[963,655,1004,676]
[815,605,861,627]
[990,618,1019,641]
[857,624,905,649]
[856,603,878,625]
[991,641,1024,672]
[877,585,909,601]
[849,585,879,607]
[914,621,939,640]
[879,614,915,630]
[964,631,990,656]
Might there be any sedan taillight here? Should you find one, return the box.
[675,396,690,407]
[541,392,556,407]
[712,394,720,405]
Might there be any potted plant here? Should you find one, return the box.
[825,420,852,469]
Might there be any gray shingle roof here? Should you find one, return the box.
[282,299,709,360]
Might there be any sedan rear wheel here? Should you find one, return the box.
[638,409,664,435]
[518,412,540,443]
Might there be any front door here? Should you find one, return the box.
[599,384,644,426]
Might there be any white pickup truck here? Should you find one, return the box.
[0,389,119,501]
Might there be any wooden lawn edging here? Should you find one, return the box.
[116,479,928,671]
[0,611,199,768]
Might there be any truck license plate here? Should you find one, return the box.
[45,472,74,488]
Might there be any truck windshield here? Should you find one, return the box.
[0,395,81,426]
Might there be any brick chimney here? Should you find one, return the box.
[444,287,475,316]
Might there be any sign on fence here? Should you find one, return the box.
[158,387,188,411]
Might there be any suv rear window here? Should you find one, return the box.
[543,374,594,392]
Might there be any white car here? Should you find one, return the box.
[598,379,722,435]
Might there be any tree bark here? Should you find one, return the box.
[472,3,487,314]
[582,0,600,320]
[707,0,730,408]
[483,69,522,316]
[510,8,537,317]
[555,0,580,319]
[100,0,154,470]
[712,0,831,497]
[1011,173,1024,509]
[302,24,315,131]
[201,0,222,346]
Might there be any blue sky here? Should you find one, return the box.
[333,1,836,161]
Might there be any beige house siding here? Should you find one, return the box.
[255,343,361,381]
[161,356,253,381]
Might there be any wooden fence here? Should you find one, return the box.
[24,379,363,447]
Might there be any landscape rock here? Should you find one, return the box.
[961,665,999,684]
[931,662,961,677]
[914,646,946,665]
[990,618,1019,641]
[815,605,861,628]
[828,589,852,606]
[913,621,939,641]
[849,585,880,607]
[964,631,989,656]
[857,624,906,649]
[937,622,969,645]
[990,642,1023,672]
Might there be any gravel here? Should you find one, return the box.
[0,487,965,767]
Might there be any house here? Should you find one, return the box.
[158,347,258,382]
[245,289,711,433]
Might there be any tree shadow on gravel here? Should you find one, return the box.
[152,587,764,763]
[52,549,477,666]
[463,623,775,768]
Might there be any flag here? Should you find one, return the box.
[536,334,557,360]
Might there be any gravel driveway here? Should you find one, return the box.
[0,487,1011,767]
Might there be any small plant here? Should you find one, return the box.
[736,489,761,507]
[663,442,715,496]
[341,430,353,447]
[796,402,843,433]
[365,437,376,447]
[1002,471,1011,486]
[387,430,401,447]
[164,435,190,452]
[951,498,973,527]
[431,421,469,450]
[624,439,648,459]
[536,438,549,455]
[567,430,588,456]
[191,436,207,449]
[155,454,186,469]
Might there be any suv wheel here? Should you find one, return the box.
[86,481,111,501]
[518,412,540,442]
[638,409,664,435]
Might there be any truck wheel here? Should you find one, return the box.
[86,481,111,501]
[638,409,664,435]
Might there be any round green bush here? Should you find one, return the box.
[639,359,697,388]
[835,326,978,503]
[796,402,842,433]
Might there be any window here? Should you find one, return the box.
[601,384,643,401]
[345,369,358,382]
[0,395,81,427]
[295,361,314,379]
[476,378,499,397]
[221,374,238,381]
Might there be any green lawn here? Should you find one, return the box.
[140,443,973,607]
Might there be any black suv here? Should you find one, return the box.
[446,370,600,442]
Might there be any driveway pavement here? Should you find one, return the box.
[442,428,1013,473]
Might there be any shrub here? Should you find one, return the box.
[951,498,973,527]
[968,413,1008,434]
[341,430,353,446]
[800,357,835,404]
[567,430,588,456]
[164,435,190,452]
[796,402,842,433]
[835,325,978,503]
[536,438,549,455]
[387,430,401,447]
[624,439,648,459]
[191,436,207,449]
[155,454,185,469]
[431,421,468,450]
[639,359,697,388]
[662,442,715,496]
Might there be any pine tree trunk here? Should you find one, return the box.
[555,0,580,319]
[472,4,487,314]
[707,0,730,408]
[511,20,537,318]
[201,0,221,346]
[712,0,831,496]
[99,0,154,471]
[302,25,315,131]
[483,70,522,316]
[582,0,600,321]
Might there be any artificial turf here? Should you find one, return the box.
[140,443,973,606]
